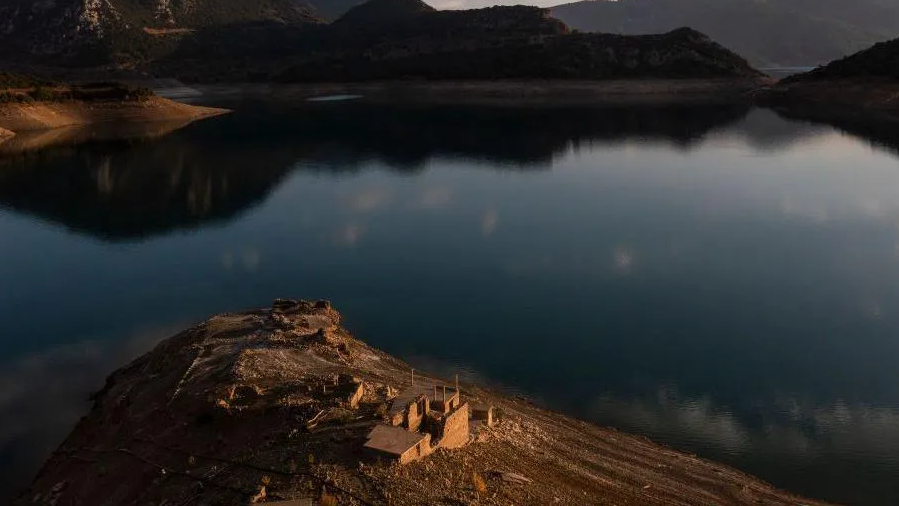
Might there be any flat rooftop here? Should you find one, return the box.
[364,425,429,456]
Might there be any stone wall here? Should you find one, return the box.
[398,434,432,464]
[406,396,430,432]
[437,403,469,449]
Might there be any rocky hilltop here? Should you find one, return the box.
[0,0,321,65]
[19,300,831,506]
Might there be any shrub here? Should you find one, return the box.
[70,83,156,102]
[128,86,155,101]
[0,72,52,89]
[472,472,488,494]
[29,86,58,102]
[0,91,33,103]
[319,490,338,506]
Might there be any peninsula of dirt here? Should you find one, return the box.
[19,300,832,506]
[0,79,228,136]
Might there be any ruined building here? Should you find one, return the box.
[364,375,491,464]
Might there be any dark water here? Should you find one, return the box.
[1,100,898,505]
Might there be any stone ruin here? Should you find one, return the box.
[363,374,495,464]
[256,299,496,465]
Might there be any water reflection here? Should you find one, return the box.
[0,103,757,241]
[3,102,899,504]
[0,324,182,499]
[1,103,847,242]
[0,120,197,156]
[773,106,899,157]
[585,388,899,506]
[0,130,296,241]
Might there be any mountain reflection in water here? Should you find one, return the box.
[1,103,759,241]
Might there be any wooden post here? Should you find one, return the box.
[434,385,437,400]
[455,374,459,396]
[443,385,446,402]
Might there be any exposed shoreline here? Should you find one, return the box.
[18,300,832,506]
[0,96,229,137]
[189,78,773,105]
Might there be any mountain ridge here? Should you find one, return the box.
[1,0,766,83]
[550,0,899,68]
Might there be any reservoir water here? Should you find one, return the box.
[1,100,897,504]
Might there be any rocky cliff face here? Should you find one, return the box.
[0,0,116,61]
[0,0,319,64]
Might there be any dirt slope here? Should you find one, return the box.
[18,300,835,506]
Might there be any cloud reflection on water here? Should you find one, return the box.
[585,386,899,503]
[0,324,181,500]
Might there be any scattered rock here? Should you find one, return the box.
[490,471,532,485]
[250,485,266,503]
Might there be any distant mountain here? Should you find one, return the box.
[305,0,366,21]
[333,0,435,28]
[550,0,899,68]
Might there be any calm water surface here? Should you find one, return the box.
[1,100,898,505]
